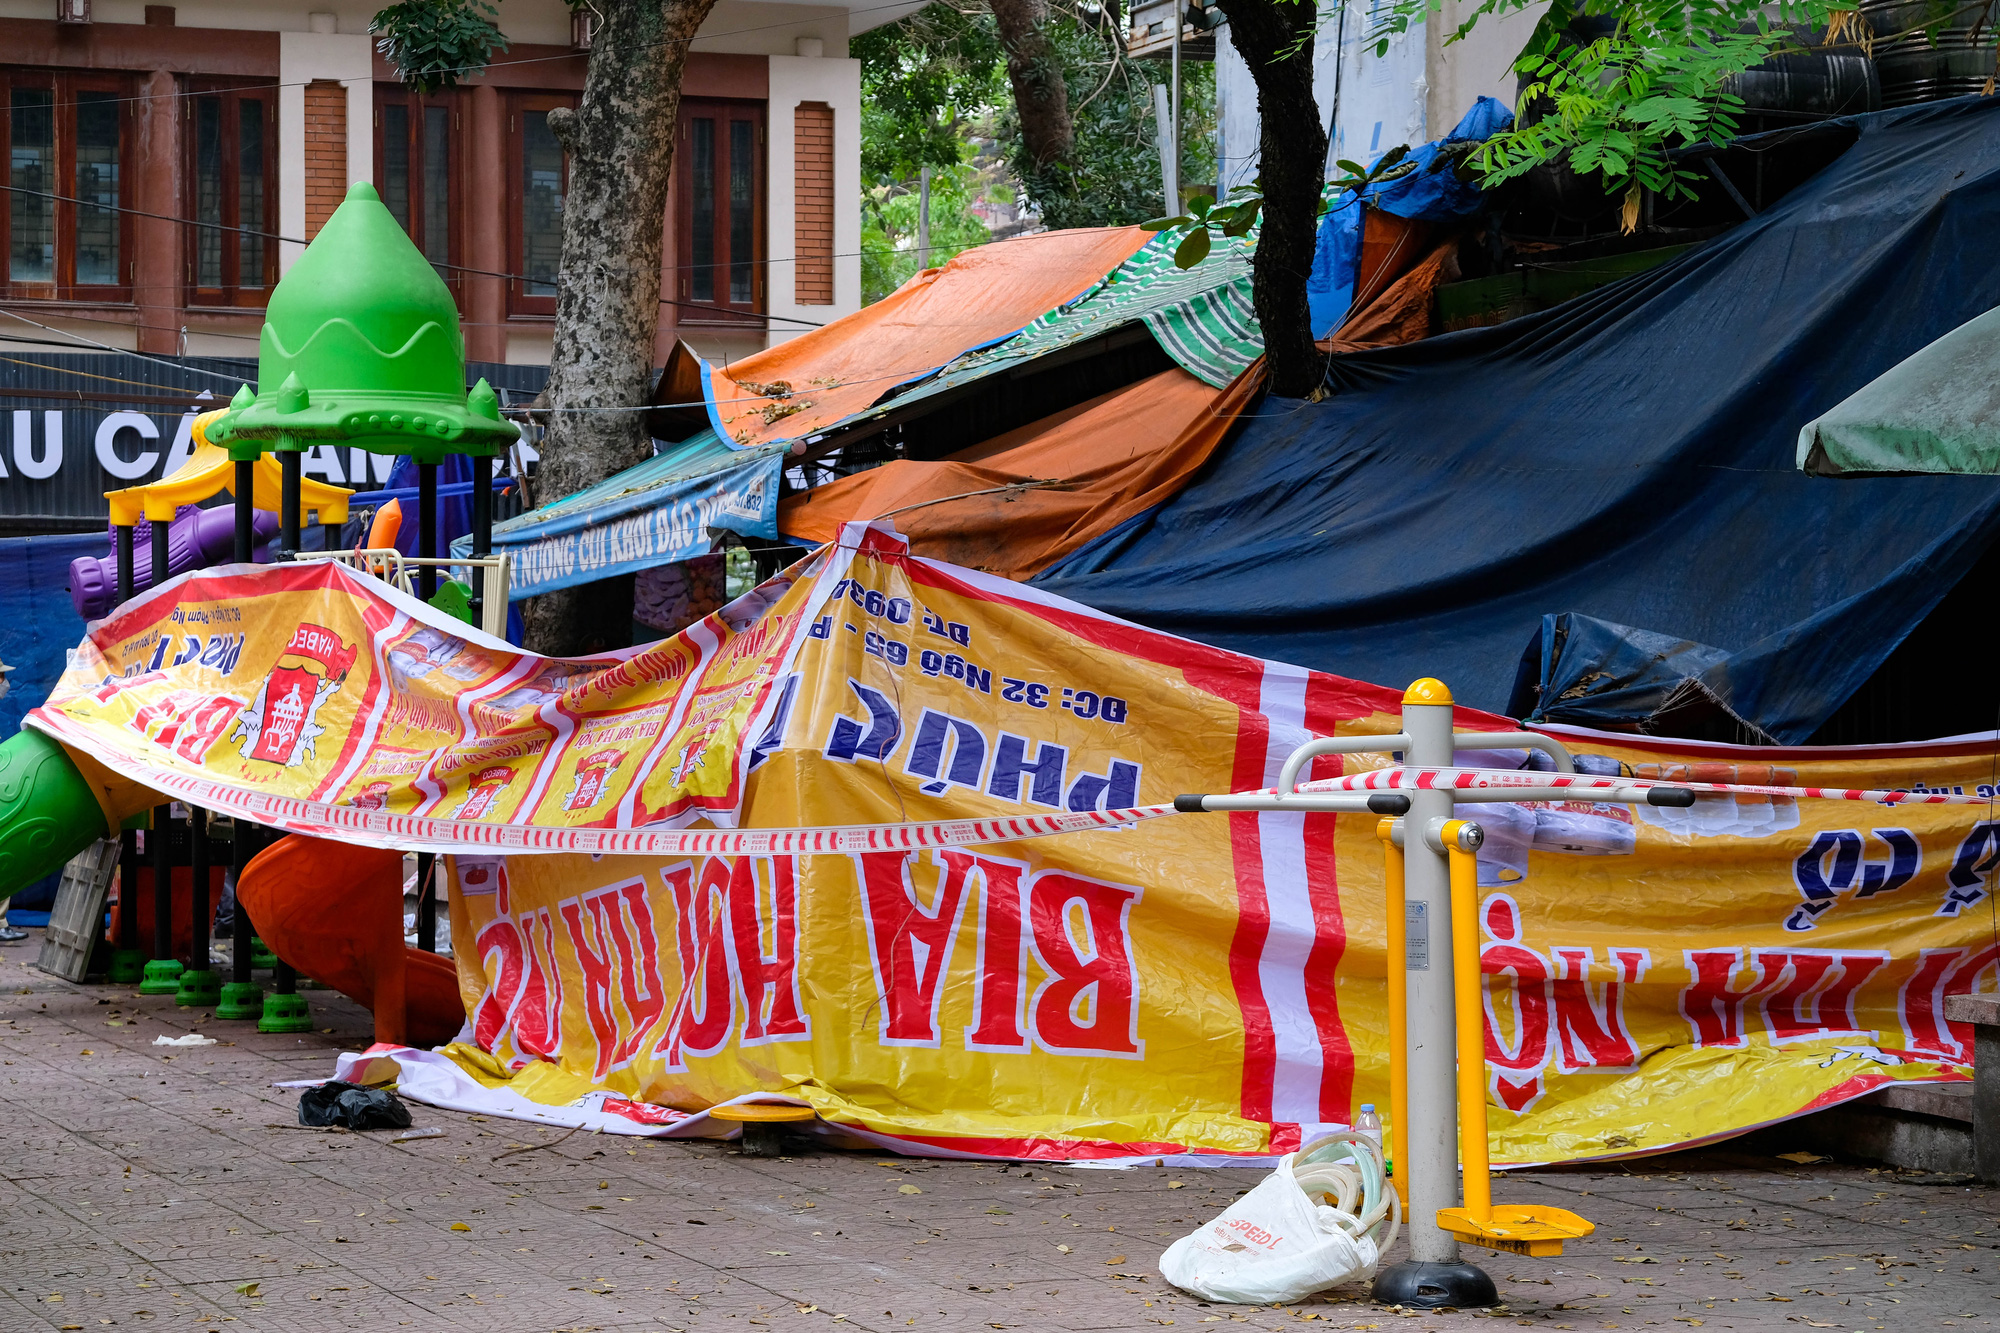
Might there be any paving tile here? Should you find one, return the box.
[9,946,2000,1333]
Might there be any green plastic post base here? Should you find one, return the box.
[138,958,185,994]
[215,981,264,1020]
[174,968,221,1007]
[258,991,313,1034]
[251,938,278,970]
[108,948,145,984]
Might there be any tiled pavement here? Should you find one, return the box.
[3,931,1997,1333]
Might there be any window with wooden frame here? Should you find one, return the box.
[507,93,575,317]
[376,87,459,296]
[676,98,764,324]
[186,82,279,307]
[0,70,134,300]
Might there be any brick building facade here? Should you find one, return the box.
[0,0,896,367]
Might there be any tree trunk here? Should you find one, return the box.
[523,0,719,656]
[988,0,1074,167]
[1213,0,1327,398]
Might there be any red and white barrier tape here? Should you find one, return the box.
[1293,766,1988,807]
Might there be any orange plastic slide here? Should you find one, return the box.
[237,835,465,1048]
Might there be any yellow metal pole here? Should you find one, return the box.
[1443,821,1492,1224]
[1377,816,1409,1208]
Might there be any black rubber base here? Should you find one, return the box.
[1369,1260,1499,1310]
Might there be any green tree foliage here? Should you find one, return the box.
[368,0,509,94]
[862,152,1002,302]
[1011,20,1218,229]
[856,1,1218,271]
[1375,0,1849,207]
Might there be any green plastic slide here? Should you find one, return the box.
[0,730,112,899]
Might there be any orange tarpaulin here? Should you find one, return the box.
[777,363,1264,580]
[707,227,1150,449]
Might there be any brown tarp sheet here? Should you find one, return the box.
[705,226,1151,449]
[777,363,1265,579]
[1326,235,1462,354]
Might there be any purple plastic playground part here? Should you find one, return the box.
[67,505,280,621]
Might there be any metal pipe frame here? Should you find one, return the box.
[1449,731,1576,773]
[1275,734,1414,795]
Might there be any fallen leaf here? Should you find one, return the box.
[986,1207,1012,1215]
[1615,1257,1658,1264]
[233,1282,260,1297]
[79,1050,93,1056]
[1106,1256,1127,1265]
[1057,1245,1072,1254]
[450,1222,470,1231]
[1168,1181,1186,1189]
[1673,1321,1703,1327]
[767,1251,790,1256]
[796,1304,819,1314]
[898,1184,922,1195]
[1775,1151,1828,1164]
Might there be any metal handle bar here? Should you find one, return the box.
[1449,786,1695,807]
[1275,733,1413,796]
[1449,730,1575,774]
[1174,791,1412,815]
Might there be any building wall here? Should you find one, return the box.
[1213,0,1538,189]
[0,0,874,368]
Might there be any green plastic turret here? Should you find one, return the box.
[204,181,518,465]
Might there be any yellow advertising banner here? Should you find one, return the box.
[28,524,1992,1163]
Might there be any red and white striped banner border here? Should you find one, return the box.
[33,712,1175,856]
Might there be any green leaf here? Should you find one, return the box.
[1140,215,1194,231]
[1186,193,1217,215]
[1173,226,1213,269]
[1220,198,1263,236]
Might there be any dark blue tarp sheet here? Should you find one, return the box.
[1038,98,2000,743]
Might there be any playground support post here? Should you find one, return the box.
[418,461,438,602]
[138,804,182,994]
[234,460,255,563]
[175,808,221,1006]
[149,505,168,594]
[217,817,263,1019]
[256,446,313,1035]
[469,453,492,626]
[416,851,436,952]
[279,450,301,560]
[110,525,143,982]
[216,457,268,1022]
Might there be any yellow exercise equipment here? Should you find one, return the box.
[1430,819,1595,1257]
[104,409,354,526]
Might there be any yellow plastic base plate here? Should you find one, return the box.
[706,1103,816,1124]
[1437,1205,1595,1256]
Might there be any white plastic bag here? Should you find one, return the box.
[1158,1134,1397,1305]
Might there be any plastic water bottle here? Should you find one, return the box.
[1354,1103,1384,1165]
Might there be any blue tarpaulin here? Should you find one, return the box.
[0,531,106,737]
[1305,96,1513,338]
[459,431,785,600]
[1038,98,2000,744]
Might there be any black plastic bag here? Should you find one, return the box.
[299,1080,413,1130]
